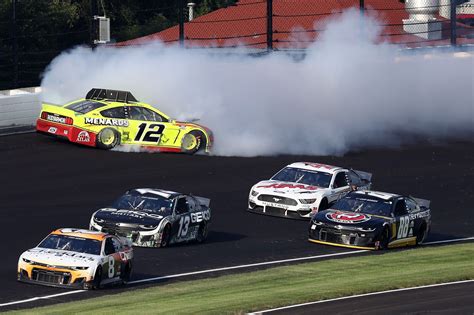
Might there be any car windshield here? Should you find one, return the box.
[332,195,393,217]
[271,167,332,188]
[38,234,102,255]
[66,100,106,114]
[112,192,173,216]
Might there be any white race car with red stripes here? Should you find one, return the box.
[248,162,372,219]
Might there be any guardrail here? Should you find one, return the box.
[0,87,41,135]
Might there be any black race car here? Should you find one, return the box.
[308,190,431,250]
[89,188,211,247]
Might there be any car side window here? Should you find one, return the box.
[333,172,349,188]
[405,198,418,213]
[111,237,122,252]
[175,197,189,215]
[101,107,126,119]
[186,196,198,212]
[129,106,164,122]
[348,170,361,186]
[104,238,116,255]
[394,199,408,216]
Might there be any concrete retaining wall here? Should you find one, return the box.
[0,87,42,132]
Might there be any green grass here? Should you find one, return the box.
[9,243,474,315]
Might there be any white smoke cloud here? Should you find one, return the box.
[41,9,474,156]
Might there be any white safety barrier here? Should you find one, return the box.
[0,87,42,131]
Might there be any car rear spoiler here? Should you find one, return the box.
[412,197,431,209]
[195,196,210,208]
[353,169,372,182]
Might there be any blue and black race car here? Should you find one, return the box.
[309,190,431,250]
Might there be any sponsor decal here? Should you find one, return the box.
[85,117,129,127]
[257,183,318,191]
[47,127,57,134]
[326,211,371,224]
[190,210,211,223]
[47,114,66,124]
[409,210,430,220]
[76,130,90,142]
[304,162,336,170]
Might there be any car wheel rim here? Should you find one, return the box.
[100,129,115,145]
[182,134,198,150]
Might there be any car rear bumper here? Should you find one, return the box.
[36,119,97,147]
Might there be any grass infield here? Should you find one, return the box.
[9,243,474,314]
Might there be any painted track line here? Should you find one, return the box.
[0,290,86,307]
[128,249,368,285]
[249,279,474,314]
[1,236,472,308]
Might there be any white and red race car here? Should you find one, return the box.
[248,162,372,219]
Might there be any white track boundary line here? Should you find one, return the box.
[128,249,368,285]
[249,279,474,314]
[1,236,472,308]
[0,290,86,307]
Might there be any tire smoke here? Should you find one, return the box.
[41,10,474,156]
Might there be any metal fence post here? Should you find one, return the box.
[450,0,457,46]
[267,0,273,51]
[12,0,18,88]
[90,0,98,49]
[179,0,184,47]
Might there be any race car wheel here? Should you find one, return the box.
[87,266,102,290]
[160,224,171,247]
[196,222,208,243]
[96,128,120,150]
[319,198,329,211]
[181,130,206,155]
[120,262,132,283]
[376,227,390,250]
[416,224,428,245]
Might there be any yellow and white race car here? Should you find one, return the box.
[18,228,133,289]
[36,88,213,154]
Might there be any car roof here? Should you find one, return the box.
[130,188,181,199]
[286,162,343,175]
[351,190,401,201]
[51,228,108,241]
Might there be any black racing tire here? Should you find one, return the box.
[160,224,171,247]
[416,223,428,245]
[96,128,120,150]
[196,222,209,243]
[181,130,206,155]
[86,266,102,290]
[376,226,390,250]
[120,262,132,283]
[319,198,329,211]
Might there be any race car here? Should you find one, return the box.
[308,190,431,250]
[247,162,372,219]
[89,188,211,247]
[36,88,213,154]
[18,228,133,289]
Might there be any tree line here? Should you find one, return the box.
[0,0,236,90]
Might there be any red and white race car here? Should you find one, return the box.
[247,162,372,219]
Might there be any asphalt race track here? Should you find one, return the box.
[0,133,473,311]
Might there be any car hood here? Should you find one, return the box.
[252,180,327,197]
[21,248,99,267]
[314,209,390,229]
[94,208,164,226]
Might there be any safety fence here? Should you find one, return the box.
[1,1,473,90]
[120,0,474,49]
